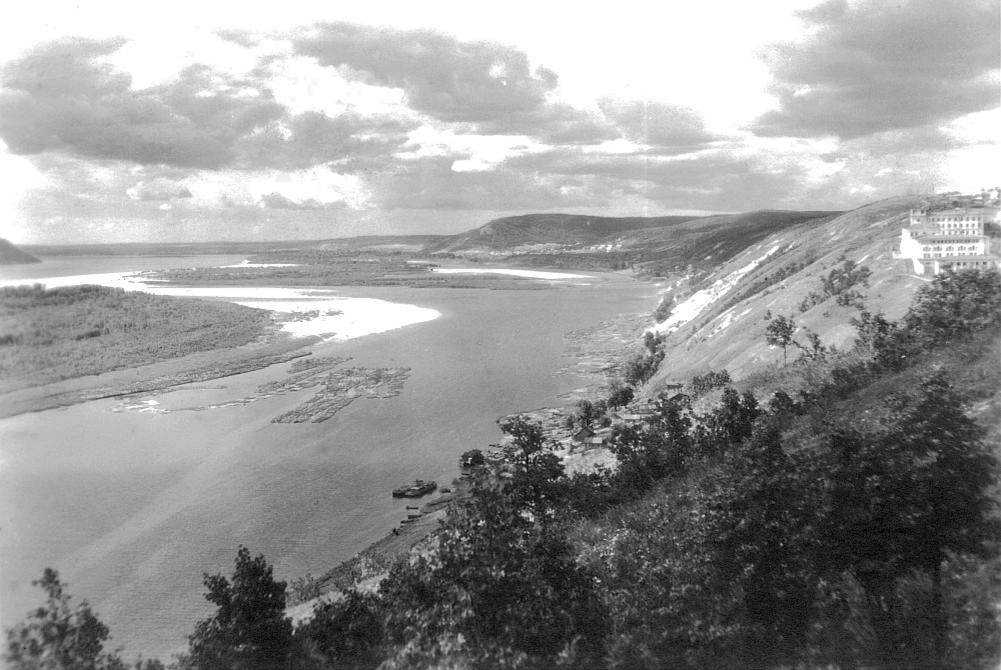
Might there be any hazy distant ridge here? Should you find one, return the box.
[421,213,701,253]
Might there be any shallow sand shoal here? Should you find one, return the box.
[221,260,300,268]
[231,297,440,341]
[431,268,590,280]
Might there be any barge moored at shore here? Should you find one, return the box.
[392,479,437,498]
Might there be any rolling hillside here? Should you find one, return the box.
[421,210,840,275]
[642,196,927,387]
[421,213,701,253]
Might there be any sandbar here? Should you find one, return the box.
[431,268,589,280]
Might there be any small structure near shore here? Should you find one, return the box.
[392,479,437,498]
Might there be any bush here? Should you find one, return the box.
[652,295,674,323]
[688,369,731,397]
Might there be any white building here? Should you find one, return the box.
[899,205,1001,275]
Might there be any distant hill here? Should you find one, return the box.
[421,213,701,254]
[0,239,40,265]
[422,210,841,276]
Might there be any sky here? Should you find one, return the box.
[0,0,997,244]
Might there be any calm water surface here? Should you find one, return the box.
[0,257,656,659]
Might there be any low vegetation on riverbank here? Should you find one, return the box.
[6,270,998,670]
[0,284,272,391]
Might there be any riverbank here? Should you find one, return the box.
[0,275,443,416]
[292,305,651,613]
[1,265,659,658]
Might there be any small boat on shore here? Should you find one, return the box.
[392,479,437,498]
[440,487,451,493]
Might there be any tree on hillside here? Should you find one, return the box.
[694,388,761,458]
[185,546,294,670]
[903,269,1001,346]
[688,369,732,397]
[822,258,871,307]
[575,399,598,428]
[653,295,674,323]
[379,484,607,668]
[296,590,384,670]
[3,569,127,670]
[610,400,692,496]
[765,314,796,363]
[606,379,634,409]
[815,374,999,668]
[501,418,566,523]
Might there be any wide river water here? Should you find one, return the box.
[0,255,657,660]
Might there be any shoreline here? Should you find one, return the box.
[2,263,657,645]
[0,274,443,416]
[0,330,318,418]
[294,308,651,612]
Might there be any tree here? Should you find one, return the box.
[693,387,761,459]
[296,590,384,670]
[379,484,607,668]
[609,399,692,497]
[765,314,796,363]
[822,258,871,307]
[501,418,566,523]
[688,369,732,397]
[3,569,127,670]
[186,546,294,670]
[814,374,999,668]
[606,379,634,408]
[653,295,674,323]
[459,448,486,469]
[903,269,1001,346]
[575,399,598,428]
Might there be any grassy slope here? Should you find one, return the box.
[0,285,272,392]
[647,196,925,386]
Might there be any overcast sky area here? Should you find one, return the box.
[0,0,998,244]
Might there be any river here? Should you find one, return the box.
[0,255,656,660]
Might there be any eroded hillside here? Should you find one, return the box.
[645,196,927,386]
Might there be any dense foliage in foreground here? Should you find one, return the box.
[5,271,1000,669]
[0,284,270,389]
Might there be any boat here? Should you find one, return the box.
[392,479,437,498]
[440,487,452,494]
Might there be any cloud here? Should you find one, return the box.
[598,98,714,150]
[0,37,420,172]
[234,110,415,170]
[475,102,619,144]
[127,178,193,200]
[0,38,268,167]
[293,23,558,124]
[752,0,1000,139]
[258,192,336,209]
[366,156,596,210]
